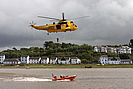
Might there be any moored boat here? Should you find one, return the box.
[52,74,77,81]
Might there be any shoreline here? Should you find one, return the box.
[1,64,133,68]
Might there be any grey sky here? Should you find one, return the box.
[0,0,133,51]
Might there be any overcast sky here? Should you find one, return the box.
[0,0,133,51]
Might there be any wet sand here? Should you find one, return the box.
[0,68,133,89]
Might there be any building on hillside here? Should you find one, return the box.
[71,57,81,64]
[94,46,131,54]
[50,57,58,64]
[108,57,121,64]
[3,59,21,64]
[40,57,49,64]
[107,47,114,53]
[94,46,99,52]
[0,54,5,63]
[122,46,131,54]
[29,57,41,64]
[20,55,29,64]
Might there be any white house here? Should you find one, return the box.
[107,47,114,53]
[117,46,132,54]
[108,57,121,64]
[41,57,49,64]
[113,48,117,53]
[98,55,132,64]
[71,57,81,64]
[0,54,5,63]
[20,55,29,64]
[49,57,81,64]
[117,48,124,54]
[3,59,21,64]
[50,57,58,64]
[58,57,70,64]
[124,46,132,54]
[94,46,98,52]
[126,48,132,54]
[120,59,132,64]
[94,45,131,54]
[98,55,108,64]
[29,57,41,64]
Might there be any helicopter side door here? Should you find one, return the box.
[56,25,61,29]
[60,22,67,28]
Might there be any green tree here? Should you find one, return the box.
[46,48,54,55]
[12,47,17,51]
[34,47,40,52]
[81,59,89,63]
[44,41,57,49]
[107,53,118,57]
[119,53,131,59]
[29,47,34,52]
[20,48,29,51]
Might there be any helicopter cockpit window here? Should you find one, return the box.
[70,21,73,23]
[66,24,68,27]
[59,22,67,25]
[73,24,75,26]
[73,24,77,27]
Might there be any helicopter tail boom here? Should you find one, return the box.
[30,24,48,31]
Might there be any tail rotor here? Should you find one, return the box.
[29,21,36,29]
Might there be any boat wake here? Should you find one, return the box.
[4,77,52,82]
[3,77,72,82]
[13,77,52,81]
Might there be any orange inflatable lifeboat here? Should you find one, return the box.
[52,73,77,81]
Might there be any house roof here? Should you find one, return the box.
[50,57,57,59]
[121,59,131,62]
[108,57,120,60]
[21,55,29,57]
[0,54,5,56]
[4,59,20,62]
[57,57,62,59]
[64,57,70,59]
[101,55,108,57]
[57,57,70,60]
[41,57,48,59]
[71,57,79,59]
[29,57,40,59]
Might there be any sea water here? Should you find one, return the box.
[0,68,133,89]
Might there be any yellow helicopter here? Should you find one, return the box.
[30,13,89,35]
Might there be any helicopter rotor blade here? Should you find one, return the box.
[29,21,36,29]
[29,21,36,25]
[70,16,90,20]
[62,12,65,21]
[38,16,60,21]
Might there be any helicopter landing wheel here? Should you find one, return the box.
[47,33,49,35]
